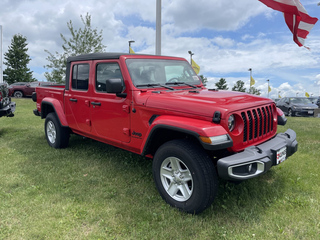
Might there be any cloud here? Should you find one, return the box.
[163,0,265,32]
[0,0,319,98]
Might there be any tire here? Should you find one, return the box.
[45,112,70,148]
[152,139,218,214]
[13,91,23,98]
[288,108,294,117]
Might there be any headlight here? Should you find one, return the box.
[228,115,235,131]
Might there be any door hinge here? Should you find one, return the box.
[122,105,130,113]
[86,119,91,126]
[123,128,130,136]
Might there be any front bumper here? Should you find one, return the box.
[217,129,298,181]
[294,109,316,117]
[0,102,16,117]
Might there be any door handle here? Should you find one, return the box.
[69,98,77,102]
[91,102,101,106]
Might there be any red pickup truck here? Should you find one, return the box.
[33,53,298,214]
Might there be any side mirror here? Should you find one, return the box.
[105,78,127,98]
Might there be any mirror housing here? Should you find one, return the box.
[106,78,127,98]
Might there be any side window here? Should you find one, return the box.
[72,64,89,91]
[96,63,123,92]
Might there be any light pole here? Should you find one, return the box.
[267,79,270,98]
[156,0,161,55]
[128,40,135,53]
[188,50,194,64]
[296,92,299,97]
[278,91,281,98]
[248,68,253,93]
[0,25,3,84]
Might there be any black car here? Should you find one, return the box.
[276,97,318,117]
[309,96,320,108]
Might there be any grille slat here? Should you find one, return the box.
[241,105,274,143]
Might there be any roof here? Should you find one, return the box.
[66,52,149,63]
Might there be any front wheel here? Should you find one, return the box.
[152,139,218,214]
[288,108,294,117]
[45,113,70,148]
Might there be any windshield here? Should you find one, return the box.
[126,59,201,87]
[290,98,312,104]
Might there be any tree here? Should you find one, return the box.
[247,86,261,95]
[3,34,35,85]
[44,13,106,83]
[199,75,208,86]
[232,80,246,92]
[215,78,228,90]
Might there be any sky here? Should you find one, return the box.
[1,0,320,99]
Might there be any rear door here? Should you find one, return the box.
[65,62,92,133]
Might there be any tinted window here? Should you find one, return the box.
[72,64,89,90]
[96,63,123,92]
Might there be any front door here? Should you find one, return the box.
[90,61,131,143]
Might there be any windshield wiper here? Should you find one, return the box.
[136,83,174,90]
[165,81,197,88]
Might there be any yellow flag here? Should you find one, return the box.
[250,76,255,86]
[129,46,135,54]
[268,85,271,93]
[305,92,309,97]
[191,59,200,74]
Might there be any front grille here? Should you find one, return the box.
[241,105,274,143]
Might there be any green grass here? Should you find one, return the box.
[1,98,319,239]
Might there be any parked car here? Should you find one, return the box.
[308,96,320,108]
[32,52,298,214]
[9,81,55,98]
[276,97,318,117]
[0,83,16,117]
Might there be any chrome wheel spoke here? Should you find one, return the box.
[160,157,193,202]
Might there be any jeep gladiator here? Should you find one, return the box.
[33,53,298,214]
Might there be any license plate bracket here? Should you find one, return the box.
[276,147,287,165]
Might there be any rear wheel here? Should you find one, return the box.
[13,91,23,98]
[45,113,70,148]
[152,139,218,214]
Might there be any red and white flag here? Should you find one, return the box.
[259,0,318,47]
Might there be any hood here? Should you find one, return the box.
[292,103,318,109]
[144,89,272,119]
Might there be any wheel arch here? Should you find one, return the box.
[142,125,201,157]
[141,115,230,157]
[41,98,68,126]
